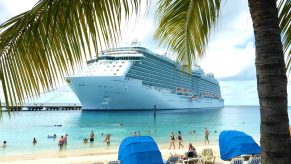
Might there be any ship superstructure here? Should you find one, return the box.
[66,46,224,110]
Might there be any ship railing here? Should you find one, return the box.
[124,77,142,83]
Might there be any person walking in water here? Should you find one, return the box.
[90,131,95,142]
[58,136,64,150]
[32,138,37,145]
[169,131,175,150]
[177,131,184,149]
[204,128,210,144]
[64,134,68,145]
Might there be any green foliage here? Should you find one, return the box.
[278,0,291,74]
[154,0,221,72]
[0,0,142,113]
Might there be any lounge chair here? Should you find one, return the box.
[248,156,261,164]
[230,158,243,164]
[106,160,120,164]
[182,156,203,164]
[166,155,179,164]
[201,148,216,164]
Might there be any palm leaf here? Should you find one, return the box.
[154,0,221,71]
[0,0,142,114]
[278,0,291,74]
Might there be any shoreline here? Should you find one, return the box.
[0,142,223,163]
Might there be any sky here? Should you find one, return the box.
[0,0,290,106]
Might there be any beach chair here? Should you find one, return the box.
[182,156,203,164]
[230,158,243,164]
[201,148,216,164]
[248,156,261,164]
[166,156,179,164]
[106,160,120,164]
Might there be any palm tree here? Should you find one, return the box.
[0,0,290,163]
[154,0,290,163]
[0,0,143,113]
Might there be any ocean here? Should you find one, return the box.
[0,106,290,156]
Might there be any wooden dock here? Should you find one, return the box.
[1,103,82,111]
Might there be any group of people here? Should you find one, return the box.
[82,131,111,145]
[169,131,184,150]
[169,128,212,150]
[133,131,141,137]
[2,138,37,148]
[58,134,68,150]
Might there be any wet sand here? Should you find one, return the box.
[0,142,226,164]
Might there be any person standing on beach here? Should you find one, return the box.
[204,128,210,144]
[177,131,184,149]
[90,131,95,142]
[169,131,175,150]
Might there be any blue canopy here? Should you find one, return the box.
[118,136,163,164]
[219,130,261,160]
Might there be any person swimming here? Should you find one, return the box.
[2,141,6,147]
[48,134,57,139]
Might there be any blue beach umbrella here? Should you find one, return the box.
[118,136,163,164]
[219,130,261,160]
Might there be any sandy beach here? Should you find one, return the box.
[0,142,226,164]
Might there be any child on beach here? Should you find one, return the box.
[169,131,175,150]
[104,133,111,145]
[83,138,88,143]
[177,131,184,149]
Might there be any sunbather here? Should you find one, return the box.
[180,143,198,160]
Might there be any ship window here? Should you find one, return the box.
[116,69,119,71]
[114,73,117,75]
[113,65,115,67]
[119,65,122,67]
[122,61,124,63]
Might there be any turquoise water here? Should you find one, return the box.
[0,106,290,156]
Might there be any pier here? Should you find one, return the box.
[1,103,82,111]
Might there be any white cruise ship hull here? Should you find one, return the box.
[68,76,224,110]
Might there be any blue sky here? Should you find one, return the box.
[0,0,290,105]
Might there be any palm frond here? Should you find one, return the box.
[278,0,291,74]
[154,0,221,71]
[0,0,142,113]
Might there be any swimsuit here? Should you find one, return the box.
[171,135,175,140]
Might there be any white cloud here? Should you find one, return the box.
[199,0,255,79]
[0,0,38,22]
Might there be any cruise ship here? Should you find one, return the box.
[66,46,224,110]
